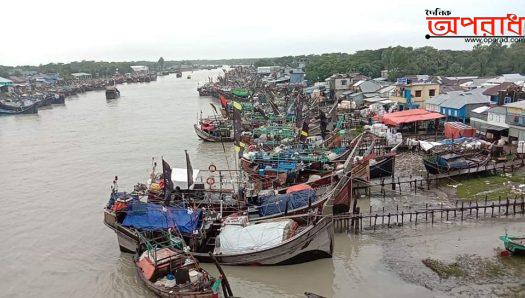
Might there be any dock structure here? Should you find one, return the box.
[334,195,525,233]
[353,157,525,195]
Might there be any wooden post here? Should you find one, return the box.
[454,201,457,218]
[491,201,495,217]
[374,214,378,230]
[369,206,372,226]
[401,211,404,226]
[475,200,479,219]
[425,204,428,222]
[387,213,391,227]
[415,211,418,224]
[469,201,472,216]
[484,196,488,216]
[461,201,464,221]
[431,210,434,225]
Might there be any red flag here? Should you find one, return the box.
[219,95,229,108]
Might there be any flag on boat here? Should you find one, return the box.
[162,159,174,201]
[219,95,229,108]
[185,150,193,189]
[300,117,309,141]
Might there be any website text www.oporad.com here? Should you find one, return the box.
[464,36,525,43]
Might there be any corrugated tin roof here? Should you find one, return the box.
[436,88,490,109]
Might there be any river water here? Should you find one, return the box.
[3,69,512,298]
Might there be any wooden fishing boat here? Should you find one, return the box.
[193,124,234,142]
[194,118,234,142]
[196,214,333,265]
[134,231,229,297]
[423,151,491,175]
[0,103,38,115]
[500,235,525,254]
[369,153,395,179]
[105,86,120,99]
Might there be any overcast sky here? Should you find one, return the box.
[1,0,523,66]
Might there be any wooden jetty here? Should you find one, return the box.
[334,195,525,233]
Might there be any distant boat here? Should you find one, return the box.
[193,118,234,142]
[105,86,120,100]
[0,103,38,115]
[187,75,192,79]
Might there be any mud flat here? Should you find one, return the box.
[374,218,525,297]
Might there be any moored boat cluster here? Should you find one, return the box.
[104,66,525,297]
[0,71,157,115]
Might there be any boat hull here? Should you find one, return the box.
[104,210,333,265]
[500,235,525,254]
[370,155,395,179]
[0,104,38,115]
[202,216,333,265]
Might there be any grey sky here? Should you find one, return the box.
[1,0,524,66]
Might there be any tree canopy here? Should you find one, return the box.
[254,43,525,82]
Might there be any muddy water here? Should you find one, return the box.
[0,69,518,298]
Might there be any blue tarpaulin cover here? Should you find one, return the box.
[258,189,316,217]
[122,202,202,233]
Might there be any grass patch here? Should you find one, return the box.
[423,255,508,280]
[422,258,465,278]
[454,173,525,200]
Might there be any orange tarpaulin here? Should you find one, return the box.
[286,183,312,193]
[379,109,444,126]
[444,122,476,139]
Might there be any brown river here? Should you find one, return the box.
[1,69,522,298]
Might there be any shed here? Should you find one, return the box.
[0,77,14,87]
[379,109,444,126]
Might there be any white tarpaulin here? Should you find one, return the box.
[171,168,200,189]
[419,140,443,151]
[216,219,295,254]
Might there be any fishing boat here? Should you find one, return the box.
[369,153,395,179]
[194,118,234,142]
[104,164,346,265]
[202,213,333,265]
[187,75,192,79]
[134,230,231,297]
[105,86,120,99]
[0,101,38,115]
[500,234,525,254]
[423,150,491,175]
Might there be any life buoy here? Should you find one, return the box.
[208,164,217,172]
[206,177,215,185]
